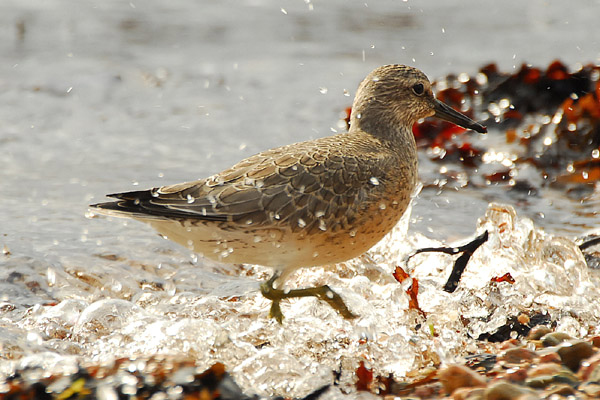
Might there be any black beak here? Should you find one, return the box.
[433,99,487,133]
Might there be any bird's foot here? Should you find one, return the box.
[260,274,357,323]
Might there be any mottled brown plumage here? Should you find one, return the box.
[91,65,486,321]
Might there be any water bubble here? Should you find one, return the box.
[582,171,589,180]
[297,218,307,228]
[318,220,327,231]
[369,177,380,186]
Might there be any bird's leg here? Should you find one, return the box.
[260,271,357,323]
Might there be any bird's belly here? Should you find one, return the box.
[146,195,409,270]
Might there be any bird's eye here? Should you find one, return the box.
[412,83,424,95]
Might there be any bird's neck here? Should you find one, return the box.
[349,101,415,147]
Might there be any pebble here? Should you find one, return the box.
[556,340,596,371]
[438,365,486,394]
[540,331,573,347]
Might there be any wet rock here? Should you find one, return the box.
[537,352,561,364]
[580,382,600,397]
[525,368,578,389]
[526,325,552,341]
[527,363,564,378]
[483,381,536,400]
[452,386,485,400]
[556,340,596,371]
[540,332,573,347]
[579,352,600,382]
[438,365,486,394]
[544,383,577,397]
[498,348,536,365]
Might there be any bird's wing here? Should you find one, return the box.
[93,137,390,232]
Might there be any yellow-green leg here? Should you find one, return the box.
[260,272,357,323]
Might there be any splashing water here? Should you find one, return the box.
[1,203,598,397]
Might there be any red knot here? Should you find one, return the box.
[91,65,486,322]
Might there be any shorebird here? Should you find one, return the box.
[91,65,486,322]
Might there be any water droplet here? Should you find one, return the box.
[201,207,207,216]
[298,218,307,228]
[343,89,350,97]
[246,219,253,225]
[274,213,281,220]
[379,203,386,210]
[326,290,334,299]
[356,113,362,119]
[313,251,319,258]
[349,230,357,237]
[369,177,380,186]
[319,87,328,94]
[318,220,327,231]
[207,195,217,205]
[151,191,159,198]
[254,236,263,243]
[592,149,599,159]
[186,194,195,203]
[315,210,325,218]
[292,165,298,171]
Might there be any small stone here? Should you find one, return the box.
[538,352,561,364]
[525,375,555,389]
[505,367,527,383]
[543,383,576,397]
[527,325,552,341]
[580,382,600,397]
[516,314,530,325]
[527,363,563,378]
[452,386,484,400]
[484,381,536,400]
[579,352,600,382]
[525,368,578,389]
[556,340,596,371]
[498,348,536,364]
[438,365,486,394]
[541,332,573,347]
